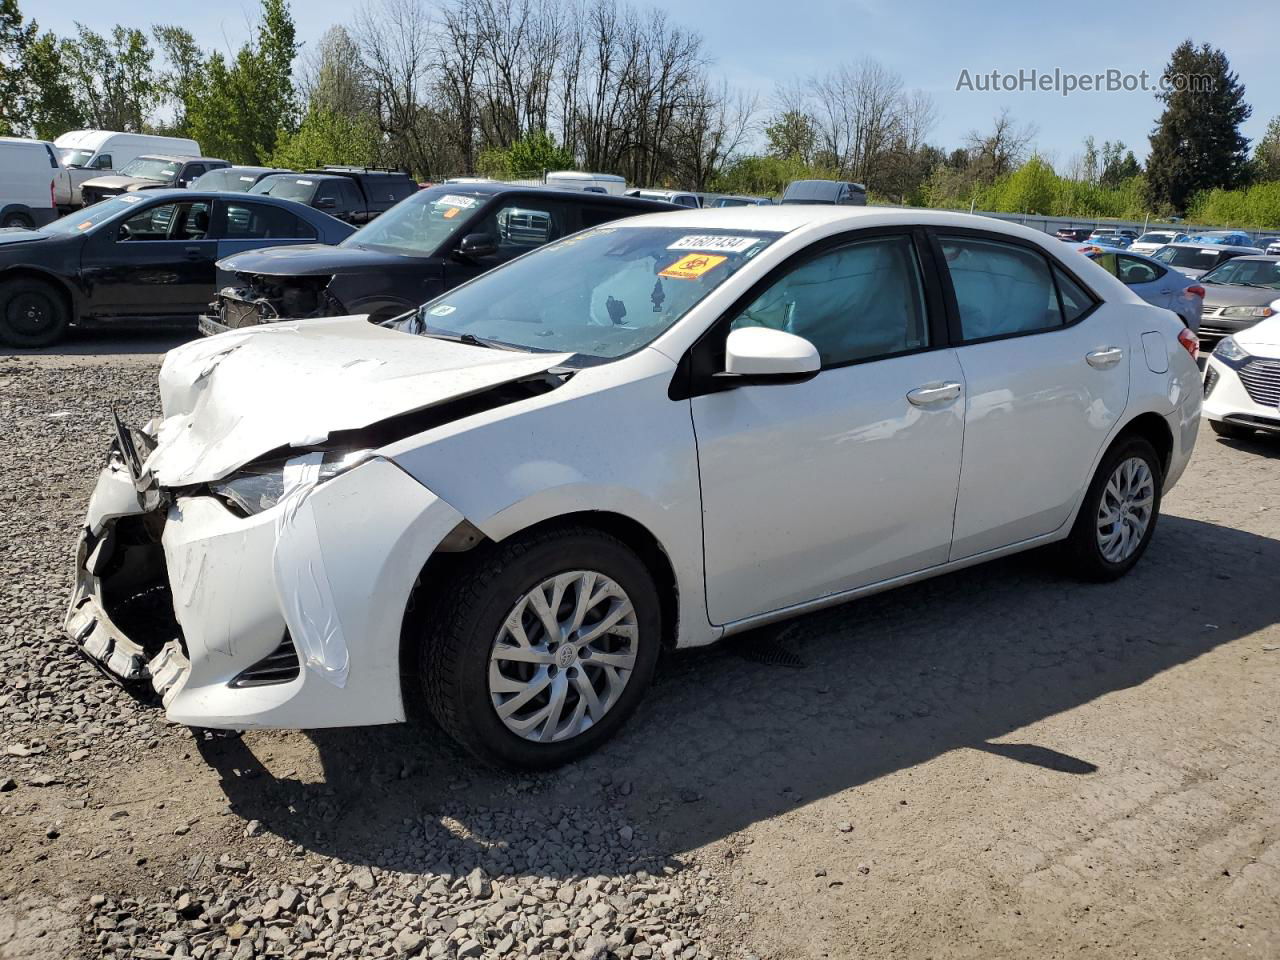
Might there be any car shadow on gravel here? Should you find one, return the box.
[2,327,194,357]
[196,514,1279,879]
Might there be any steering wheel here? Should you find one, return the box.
[117,223,132,241]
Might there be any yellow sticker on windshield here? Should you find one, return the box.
[660,253,727,279]
[77,220,93,231]
[443,207,461,219]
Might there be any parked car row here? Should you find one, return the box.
[64,203,1202,769]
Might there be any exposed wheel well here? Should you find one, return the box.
[399,510,680,719]
[1114,412,1173,479]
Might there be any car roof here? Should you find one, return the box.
[1160,241,1263,251]
[135,154,225,163]
[419,182,676,210]
[608,205,1093,240]
[114,188,325,210]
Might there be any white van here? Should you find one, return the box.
[52,131,201,206]
[544,171,627,196]
[0,138,62,228]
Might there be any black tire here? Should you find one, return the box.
[1,212,33,229]
[0,277,69,348]
[420,525,661,769]
[1210,419,1254,441]
[1061,434,1163,582]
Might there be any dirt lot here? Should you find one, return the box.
[2,337,1278,960]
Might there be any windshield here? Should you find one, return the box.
[1201,259,1280,289]
[343,187,486,256]
[59,148,95,168]
[1152,246,1231,269]
[1136,233,1174,244]
[40,195,148,236]
[118,157,181,181]
[249,176,317,201]
[397,226,781,362]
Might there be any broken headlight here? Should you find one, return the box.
[209,449,373,516]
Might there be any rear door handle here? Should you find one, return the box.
[184,246,204,259]
[1086,347,1124,369]
[906,381,962,406]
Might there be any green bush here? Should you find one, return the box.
[270,107,380,170]
[477,131,574,180]
[1187,182,1280,228]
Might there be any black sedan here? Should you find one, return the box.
[0,190,355,347]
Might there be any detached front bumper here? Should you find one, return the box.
[65,442,465,729]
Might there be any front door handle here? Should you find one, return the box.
[1086,347,1124,369]
[184,246,204,259]
[906,381,963,407]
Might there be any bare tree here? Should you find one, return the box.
[354,0,438,174]
[965,107,1038,183]
[670,78,756,189]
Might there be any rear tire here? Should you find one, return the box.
[0,277,69,347]
[419,525,661,769]
[1210,419,1254,441]
[1061,435,1163,582]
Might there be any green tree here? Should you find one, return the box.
[62,24,160,131]
[1253,115,1280,182]
[270,107,379,170]
[1146,41,1251,214]
[1099,141,1141,188]
[153,25,206,136]
[478,131,573,178]
[764,110,817,164]
[0,0,34,135]
[21,32,83,139]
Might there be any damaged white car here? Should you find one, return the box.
[67,207,1202,768]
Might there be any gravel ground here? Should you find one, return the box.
[2,343,1278,960]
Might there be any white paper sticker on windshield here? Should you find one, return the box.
[428,304,457,317]
[118,195,143,203]
[297,179,314,186]
[435,194,478,208]
[668,235,761,253]
[238,176,254,182]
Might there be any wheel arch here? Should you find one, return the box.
[0,266,79,319]
[398,509,682,720]
[1113,410,1174,479]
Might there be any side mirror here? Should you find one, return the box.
[722,327,820,382]
[315,197,337,209]
[457,232,498,258]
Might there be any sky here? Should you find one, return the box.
[38,0,1279,166]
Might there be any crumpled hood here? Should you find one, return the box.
[144,315,570,487]
[218,242,418,277]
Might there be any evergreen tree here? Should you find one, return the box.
[1146,41,1251,214]
[21,32,83,139]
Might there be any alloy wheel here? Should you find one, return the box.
[1096,456,1155,564]
[488,570,639,743]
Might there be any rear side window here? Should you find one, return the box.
[1052,266,1095,323]
[219,201,317,240]
[940,236,1065,341]
[1117,255,1163,285]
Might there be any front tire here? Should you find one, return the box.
[1062,435,1163,582]
[419,525,661,769]
[1,212,33,229]
[0,277,69,347]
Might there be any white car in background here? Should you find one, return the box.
[1129,230,1189,256]
[66,207,1201,769]
[1203,314,1280,440]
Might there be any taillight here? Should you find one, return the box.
[1177,327,1199,361]
[1186,285,1205,299]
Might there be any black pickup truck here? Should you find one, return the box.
[248,167,419,224]
[201,182,677,334]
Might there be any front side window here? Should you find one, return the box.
[729,235,929,366]
[119,201,211,241]
[940,236,1064,340]
[404,226,781,362]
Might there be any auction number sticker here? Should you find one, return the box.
[118,195,143,203]
[435,194,478,208]
[660,253,727,279]
[428,303,457,316]
[296,179,314,186]
[668,235,760,253]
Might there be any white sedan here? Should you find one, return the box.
[1203,314,1280,439]
[67,207,1203,768]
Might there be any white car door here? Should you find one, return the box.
[689,230,966,625]
[934,232,1130,560]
